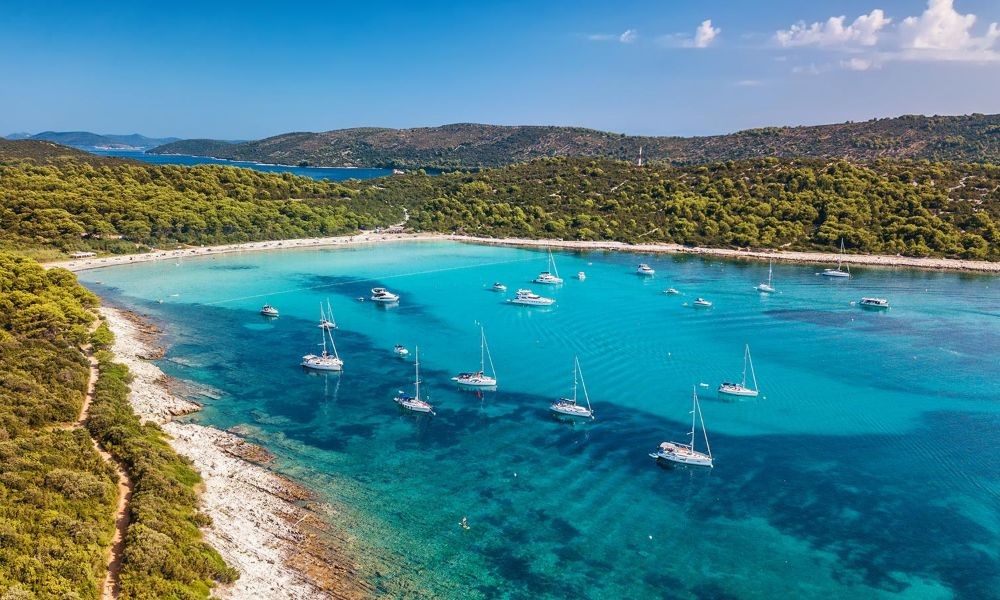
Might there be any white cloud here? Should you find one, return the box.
[692,20,721,48]
[899,0,999,58]
[619,29,638,44]
[775,9,891,47]
[792,63,822,76]
[841,57,879,70]
[734,79,763,87]
[587,30,638,44]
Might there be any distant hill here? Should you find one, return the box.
[4,131,181,149]
[0,139,130,165]
[148,114,1000,170]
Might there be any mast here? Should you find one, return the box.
[689,386,697,450]
[549,249,560,279]
[767,261,773,286]
[838,238,845,271]
[576,357,593,415]
[483,329,496,378]
[695,388,712,459]
[414,347,420,400]
[747,345,758,392]
[327,298,336,328]
[741,346,748,388]
[479,326,486,372]
[571,357,579,403]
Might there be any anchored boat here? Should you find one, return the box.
[718,344,759,398]
[650,386,714,468]
[394,347,434,414]
[549,356,594,420]
[452,325,498,387]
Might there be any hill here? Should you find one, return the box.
[149,114,1000,170]
[5,131,181,149]
[0,139,131,165]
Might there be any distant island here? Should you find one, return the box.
[148,113,1000,170]
[4,131,181,150]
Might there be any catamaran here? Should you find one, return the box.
[550,356,594,419]
[260,304,279,317]
[637,263,655,276]
[649,386,713,468]
[394,347,434,414]
[452,325,498,387]
[822,239,851,278]
[317,299,337,329]
[718,344,759,398]
[508,289,555,306]
[371,287,400,302]
[756,260,776,293]
[301,320,344,371]
[534,249,563,284]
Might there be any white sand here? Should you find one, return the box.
[49,232,999,274]
[102,307,357,599]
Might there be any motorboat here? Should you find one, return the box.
[549,357,594,419]
[637,263,655,276]
[393,344,410,357]
[718,344,759,398]
[507,289,555,306]
[491,282,507,292]
[664,288,680,295]
[693,298,712,307]
[534,249,563,284]
[302,322,344,371]
[371,287,400,303]
[260,304,279,317]
[859,297,889,309]
[577,271,586,281]
[394,347,434,414]
[649,386,713,468]
[452,325,498,387]
[821,239,851,278]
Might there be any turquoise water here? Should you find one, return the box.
[79,242,999,599]
[88,149,392,180]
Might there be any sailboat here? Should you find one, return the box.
[452,325,498,387]
[718,344,759,398]
[534,249,563,284]
[317,299,337,329]
[394,347,434,414]
[549,356,594,419]
[301,319,344,371]
[649,386,713,468]
[821,239,851,278]
[756,260,776,293]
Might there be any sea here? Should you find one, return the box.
[77,241,1000,599]
[88,149,392,180]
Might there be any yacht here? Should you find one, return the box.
[394,347,434,414]
[302,322,344,371]
[664,288,680,295]
[637,263,655,276]
[534,249,563,284]
[649,386,713,468]
[550,357,594,419]
[577,271,586,281]
[491,282,507,292]
[756,260,776,293]
[452,325,498,387]
[260,304,279,317]
[393,344,410,357]
[859,297,889,309]
[371,287,400,303]
[821,239,851,278]
[693,298,712,307]
[508,289,555,306]
[718,344,759,398]
[317,299,337,329]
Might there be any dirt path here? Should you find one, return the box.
[76,332,134,600]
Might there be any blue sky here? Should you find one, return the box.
[1,0,998,138]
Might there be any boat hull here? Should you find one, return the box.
[549,403,593,419]
[718,385,758,398]
[508,298,554,306]
[649,450,713,467]
[394,397,434,413]
[821,270,850,278]
[452,375,497,387]
[756,284,775,293]
[301,357,344,372]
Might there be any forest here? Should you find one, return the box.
[0,254,234,598]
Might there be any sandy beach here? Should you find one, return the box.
[48,232,1000,274]
[102,307,372,599]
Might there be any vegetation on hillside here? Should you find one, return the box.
[0,254,235,598]
[150,114,1000,170]
[0,150,403,256]
[383,157,999,260]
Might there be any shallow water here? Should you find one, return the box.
[79,241,1000,599]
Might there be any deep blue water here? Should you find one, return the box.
[79,242,1000,599]
[88,149,392,180]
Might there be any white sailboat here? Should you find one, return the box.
[649,386,713,468]
[452,325,498,387]
[718,344,759,398]
[550,356,594,419]
[394,347,434,414]
[301,319,344,371]
[821,239,851,278]
[534,249,563,284]
[317,299,337,329]
[756,260,776,293]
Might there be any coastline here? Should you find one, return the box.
[101,307,372,599]
[48,232,1000,274]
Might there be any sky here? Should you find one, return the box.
[1,0,999,139]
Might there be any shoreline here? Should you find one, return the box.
[45,232,1000,274]
[101,307,371,599]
